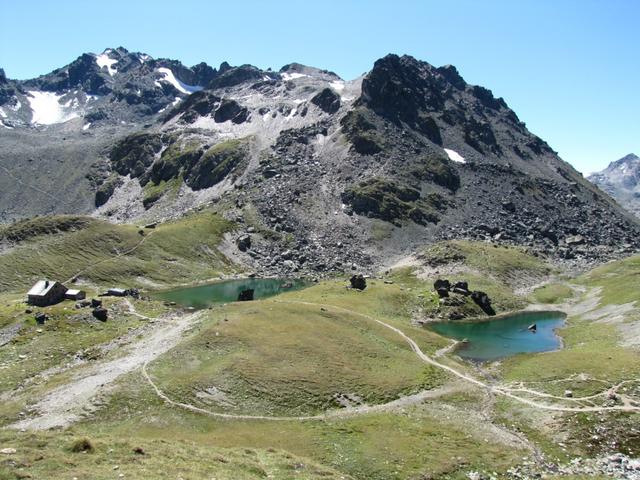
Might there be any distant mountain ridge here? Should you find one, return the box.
[588,153,640,217]
[0,49,639,274]
[0,47,279,128]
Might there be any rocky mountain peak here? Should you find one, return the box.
[613,153,639,166]
[207,63,267,89]
[588,153,640,218]
[279,62,341,81]
[591,153,639,180]
[356,54,524,152]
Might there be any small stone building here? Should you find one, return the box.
[65,289,86,301]
[27,280,68,307]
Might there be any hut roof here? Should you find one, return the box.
[28,280,63,297]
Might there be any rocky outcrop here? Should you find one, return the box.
[163,91,249,125]
[341,178,440,226]
[213,98,250,123]
[110,133,163,178]
[358,54,445,145]
[311,88,341,114]
[208,64,265,89]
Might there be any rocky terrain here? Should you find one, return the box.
[1,49,639,276]
[589,153,640,217]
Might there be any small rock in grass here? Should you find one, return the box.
[1,448,17,454]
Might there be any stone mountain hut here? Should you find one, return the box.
[27,280,68,307]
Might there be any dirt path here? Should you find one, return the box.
[9,309,203,430]
[143,364,462,421]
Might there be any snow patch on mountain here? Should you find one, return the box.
[26,91,80,125]
[95,52,118,76]
[156,68,203,94]
[329,80,345,92]
[444,148,466,164]
[282,72,308,81]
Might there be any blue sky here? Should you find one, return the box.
[1,0,637,173]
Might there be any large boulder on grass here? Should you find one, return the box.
[350,274,367,290]
[471,291,495,316]
[92,307,108,321]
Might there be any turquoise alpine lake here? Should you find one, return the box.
[426,310,566,362]
[157,278,307,309]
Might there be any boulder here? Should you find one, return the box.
[92,307,108,321]
[237,289,254,301]
[35,313,47,325]
[282,260,297,271]
[501,200,516,212]
[350,274,367,290]
[433,279,451,291]
[565,234,586,246]
[236,234,251,252]
[470,290,495,316]
[436,288,449,298]
[452,281,470,295]
[91,298,102,308]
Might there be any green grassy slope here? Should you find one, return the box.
[148,298,446,416]
[0,210,235,293]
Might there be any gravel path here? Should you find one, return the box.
[9,309,203,430]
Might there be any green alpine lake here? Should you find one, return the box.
[427,310,566,361]
[156,277,307,309]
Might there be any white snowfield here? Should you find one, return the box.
[26,91,80,125]
[95,52,118,76]
[156,67,203,94]
[281,72,308,81]
[444,148,466,164]
[329,80,345,92]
